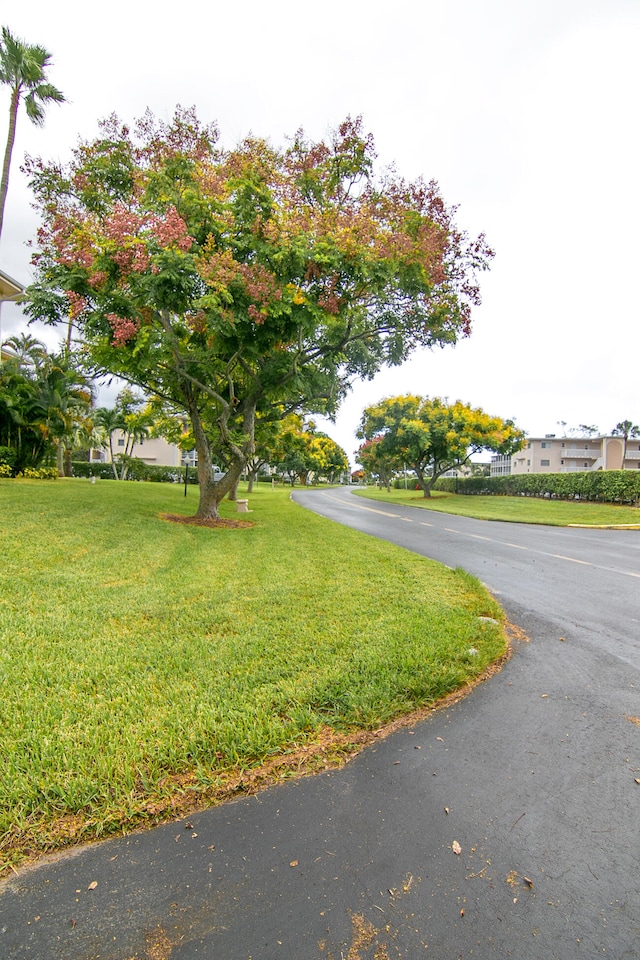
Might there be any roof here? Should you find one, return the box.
[0,268,25,302]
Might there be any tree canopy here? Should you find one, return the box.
[357,395,525,496]
[25,107,493,518]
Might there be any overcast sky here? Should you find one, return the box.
[1,0,638,462]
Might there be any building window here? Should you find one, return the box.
[541,442,550,448]
[561,460,564,465]
[541,459,550,466]
[583,462,588,468]
[117,438,125,446]
[561,442,565,447]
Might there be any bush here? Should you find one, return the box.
[435,470,640,505]
[70,461,198,483]
[15,466,58,479]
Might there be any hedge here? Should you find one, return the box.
[71,461,198,483]
[435,470,640,505]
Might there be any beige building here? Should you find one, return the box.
[92,432,193,467]
[504,435,640,475]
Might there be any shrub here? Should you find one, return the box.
[15,466,58,479]
[436,471,640,505]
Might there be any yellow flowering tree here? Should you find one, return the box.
[358,395,525,497]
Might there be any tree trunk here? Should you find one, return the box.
[56,440,64,477]
[190,402,244,519]
[0,87,20,240]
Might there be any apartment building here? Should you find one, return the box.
[492,435,640,476]
[91,432,194,467]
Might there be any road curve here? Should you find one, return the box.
[1,489,638,960]
[292,486,640,670]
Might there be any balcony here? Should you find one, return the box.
[561,448,600,459]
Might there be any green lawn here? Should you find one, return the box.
[0,478,506,871]
[355,486,640,526]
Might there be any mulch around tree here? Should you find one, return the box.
[160,513,255,530]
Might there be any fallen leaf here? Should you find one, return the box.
[523,876,534,889]
[635,778,640,785]
[452,841,462,855]
[185,822,193,830]
[460,909,465,918]
[559,637,565,642]
[290,860,298,867]
[87,881,98,891]
[437,737,444,742]
[541,694,548,699]
[444,807,450,815]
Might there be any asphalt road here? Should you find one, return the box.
[1,489,639,959]
[292,487,640,670]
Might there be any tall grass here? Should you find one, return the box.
[0,479,506,869]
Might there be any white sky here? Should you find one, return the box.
[1,0,638,463]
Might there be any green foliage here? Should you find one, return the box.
[25,108,492,518]
[0,25,66,237]
[0,339,92,474]
[70,460,197,483]
[357,395,525,496]
[435,470,640,504]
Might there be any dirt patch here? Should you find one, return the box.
[160,512,254,530]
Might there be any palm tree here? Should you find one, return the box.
[0,26,65,239]
[2,332,47,368]
[612,420,640,466]
[94,406,126,479]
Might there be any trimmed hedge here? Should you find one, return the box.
[71,461,198,483]
[435,470,640,505]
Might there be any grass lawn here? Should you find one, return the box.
[0,478,507,872]
[355,486,640,526]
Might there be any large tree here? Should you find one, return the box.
[0,25,65,238]
[25,108,493,519]
[357,395,525,497]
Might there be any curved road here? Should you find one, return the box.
[1,489,639,959]
[293,487,640,670]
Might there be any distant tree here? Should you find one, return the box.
[358,395,525,497]
[577,424,599,437]
[0,25,65,238]
[612,420,640,465]
[25,108,493,520]
[356,435,402,491]
[306,433,348,483]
